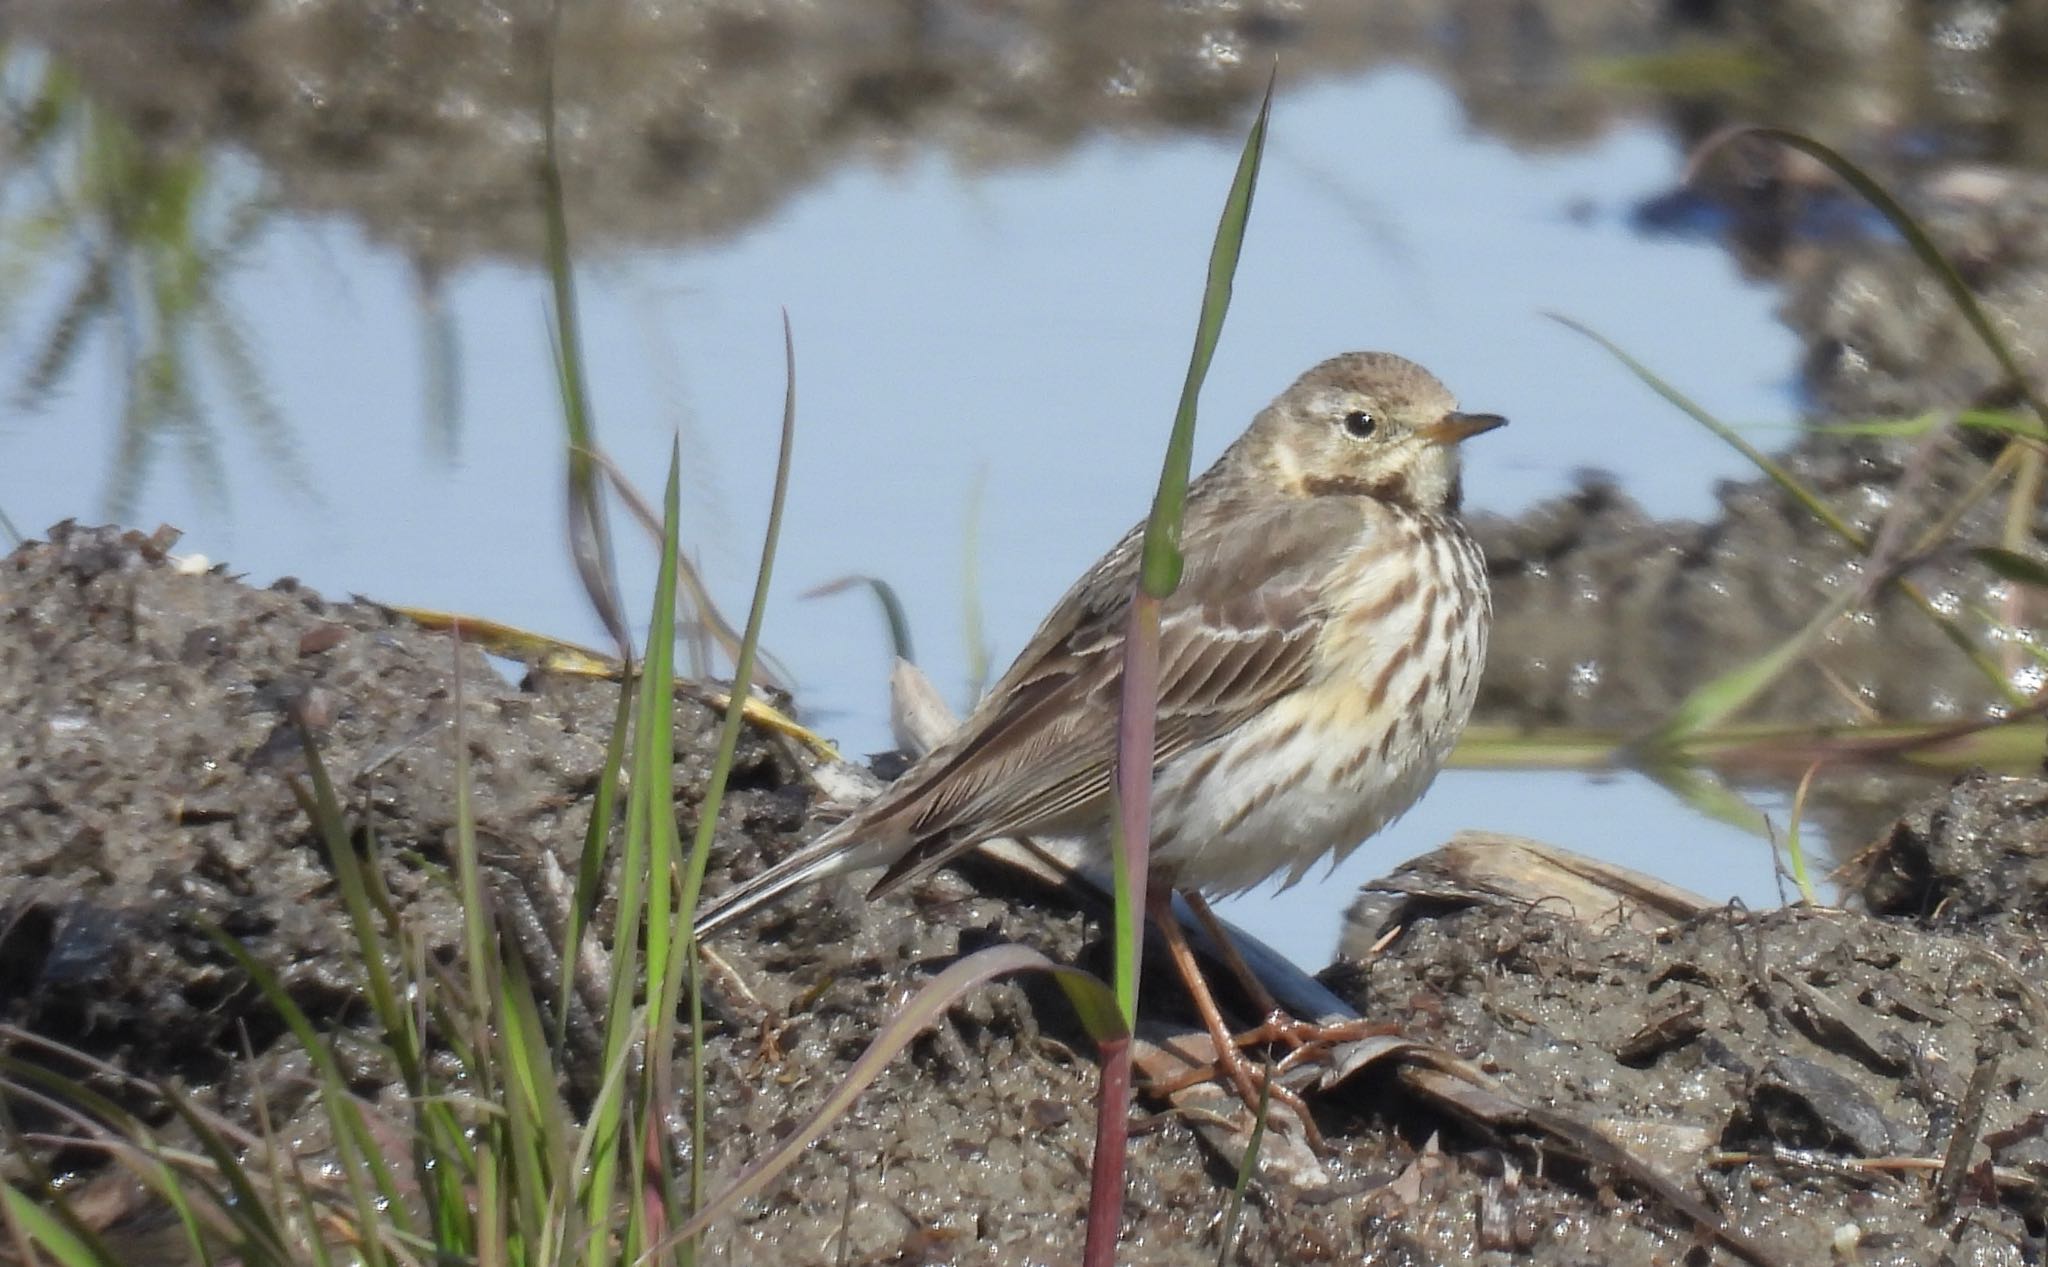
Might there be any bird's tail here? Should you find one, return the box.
[692,823,891,940]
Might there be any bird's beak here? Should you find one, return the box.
[1423,411,1508,446]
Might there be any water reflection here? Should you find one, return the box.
[6,1,2048,964]
[1,50,297,517]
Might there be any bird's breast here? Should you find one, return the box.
[1316,512,1490,737]
[1148,512,1491,896]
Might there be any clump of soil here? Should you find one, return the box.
[1330,888,2048,1264]
[4,523,2046,1264]
[1860,770,2048,928]
[0,522,798,1089]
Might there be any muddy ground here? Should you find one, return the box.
[10,5,2048,1260]
[3,521,2045,1265]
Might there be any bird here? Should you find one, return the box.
[696,351,1503,1134]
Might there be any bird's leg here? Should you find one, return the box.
[1146,888,1328,1153]
[1182,892,1391,1058]
[1182,892,1296,1042]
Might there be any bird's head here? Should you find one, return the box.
[1232,351,1505,514]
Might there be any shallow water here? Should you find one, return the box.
[0,8,1980,967]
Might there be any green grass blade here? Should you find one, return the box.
[1096,66,1273,1267]
[1549,313,1861,543]
[281,1154,338,1267]
[288,729,423,1094]
[1813,409,2048,444]
[1578,45,1766,91]
[575,442,677,1259]
[1138,69,1274,599]
[439,641,495,1256]
[492,945,568,1257]
[635,442,686,1264]
[0,1184,110,1267]
[0,1055,219,1267]
[1783,763,1822,905]
[639,443,683,1072]
[1640,761,1771,838]
[1693,127,2045,417]
[449,642,493,1036]
[801,575,914,663]
[557,675,632,1057]
[1973,546,2048,589]
[1216,1065,1273,1266]
[204,934,414,1249]
[676,313,800,1243]
[1113,61,1273,1019]
[586,446,795,689]
[1459,711,2048,777]
[1559,316,2025,710]
[1645,582,1863,750]
[156,1083,305,1266]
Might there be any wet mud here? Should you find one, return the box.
[11,0,2048,1261]
[1472,148,2048,850]
[18,0,2048,269]
[5,525,2046,1264]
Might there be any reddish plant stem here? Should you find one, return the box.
[1082,1033,1133,1267]
[1113,594,1162,1004]
[1083,593,1165,1267]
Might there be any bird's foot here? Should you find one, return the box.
[1151,1015,1396,1153]
[1233,1012,1399,1073]
[1207,1034,1330,1154]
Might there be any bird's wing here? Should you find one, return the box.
[861,492,1367,896]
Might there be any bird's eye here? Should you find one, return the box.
[1341,409,1377,439]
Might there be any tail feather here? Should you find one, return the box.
[692,825,887,939]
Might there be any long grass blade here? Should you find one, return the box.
[635,441,686,1262]
[0,1053,219,1267]
[559,679,631,1057]
[539,9,629,660]
[1783,762,1822,905]
[1692,128,2048,673]
[586,444,794,689]
[675,313,800,1248]
[1138,75,1273,599]
[167,1082,329,1266]
[802,575,914,663]
[1974,546,2048,589]
[1813,408,2048,444]
[1642,572,1865,751]
[204,935,413,1250]
[290,726,421,1094]
[1094,63,1274,1267]
[1640,761,1771,837]
[0,1184,108,1267]
[1689,127,2045,419]
[1216,1065,1273,1266]
[1557,316,2025,709]
[1548,312,1859,542]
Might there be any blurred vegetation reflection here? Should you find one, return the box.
[1,47,299,518]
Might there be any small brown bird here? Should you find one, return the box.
[698,352,1502,1127]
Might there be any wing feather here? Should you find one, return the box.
[862,492,1367,896]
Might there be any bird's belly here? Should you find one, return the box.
[1149,523,1489,896]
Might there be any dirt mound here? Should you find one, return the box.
[4,523,2045,1264]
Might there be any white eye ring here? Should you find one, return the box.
[1341,409,1377,439]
